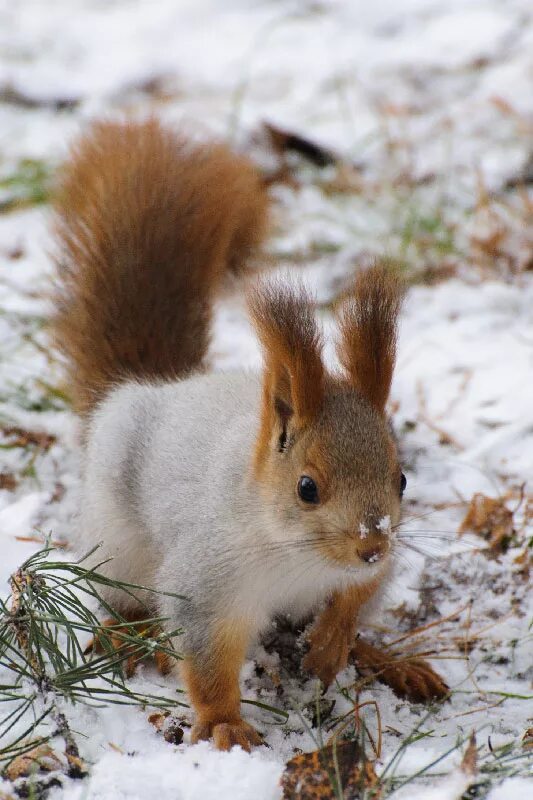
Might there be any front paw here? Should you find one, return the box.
[351,639,449,703]
[191,718,263,752]
[379,658,449,703]
[303,631,352,686]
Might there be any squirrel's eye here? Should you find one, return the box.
[298,476,319,504]
[400,472,407,498]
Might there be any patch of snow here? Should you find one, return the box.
[377,514,391,534]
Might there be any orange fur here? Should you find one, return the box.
[303,580,448,701]
[181,619,261,751]
[248,281,324,472]
[337,264,404,414]
[52,118,268,416]
[303,579,381,685]
[351,639,449,702]
[87,614,175,678]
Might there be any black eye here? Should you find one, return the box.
[400,472,407,498]
[298,476,319,504]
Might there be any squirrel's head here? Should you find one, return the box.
[248,264,405,574]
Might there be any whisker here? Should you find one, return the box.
[395,529,458,535]
[208,535,343,576]
[390,549,420,572]
[394,541,440,561]
[396,535,479,551]
[393,508,449,529]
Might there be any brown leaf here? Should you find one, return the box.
[459,493,514,553]
[49,481,66,503]
[490,96,517,117]
[148,711,169,732]
[513,547,531,581]
[281,739,380,799]
[148,711,183,744]
[1,426,56,451]
[4,744,62,781]
[460,732,477,777]
[0,472,17,491]
[264,122,337,168]
[162,718,184,745]
[522,728,533,750]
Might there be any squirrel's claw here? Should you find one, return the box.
[377,658,449,703]
[351,638,449,703]
[191,719,263,752]
[303,605,449,703]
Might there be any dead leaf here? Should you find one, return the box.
[490,96,517,117]
[1,426,56,450]
[513,547,531,580]
[460,732,478,777]
[281,739,380,799]
[522,729,533,750]
[264,121,337,168]
[49,482,66,503]
[319,163,363,196]
[459,493,514,553]
[4,744,62,781]
[162,718,184,745]
[0,472,17,491]
[148,711,183,744]
[148,711,170,732]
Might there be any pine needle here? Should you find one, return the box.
[0,544,186,777]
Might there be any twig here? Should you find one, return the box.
[386,601,471,647]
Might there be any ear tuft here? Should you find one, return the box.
[337,263,404,414]
[248,279,324,430]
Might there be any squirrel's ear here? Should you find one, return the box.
[248,280,324,441]
[337,264,404,415]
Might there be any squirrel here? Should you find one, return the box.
[52,117,448,752]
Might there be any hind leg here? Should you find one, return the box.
[87,614,175,677]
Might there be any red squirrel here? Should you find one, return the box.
[52,118,447,751]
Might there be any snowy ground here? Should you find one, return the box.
[0,1,532,798]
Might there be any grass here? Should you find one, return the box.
[292,692,532,799]
[0,158,53,213]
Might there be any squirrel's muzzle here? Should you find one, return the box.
[356,518,392,564]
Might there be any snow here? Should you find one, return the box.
[1,0,532,798]
[487,778,533,800]
[377,515,391,534]
[63,746,283,800]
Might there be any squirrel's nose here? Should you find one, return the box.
[356,539,389,564]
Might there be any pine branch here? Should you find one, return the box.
[0,544,185,780]
[7,565,86,778]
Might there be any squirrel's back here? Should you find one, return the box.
[52,118,268,416]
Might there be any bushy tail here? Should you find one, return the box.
[52,118,268,415]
